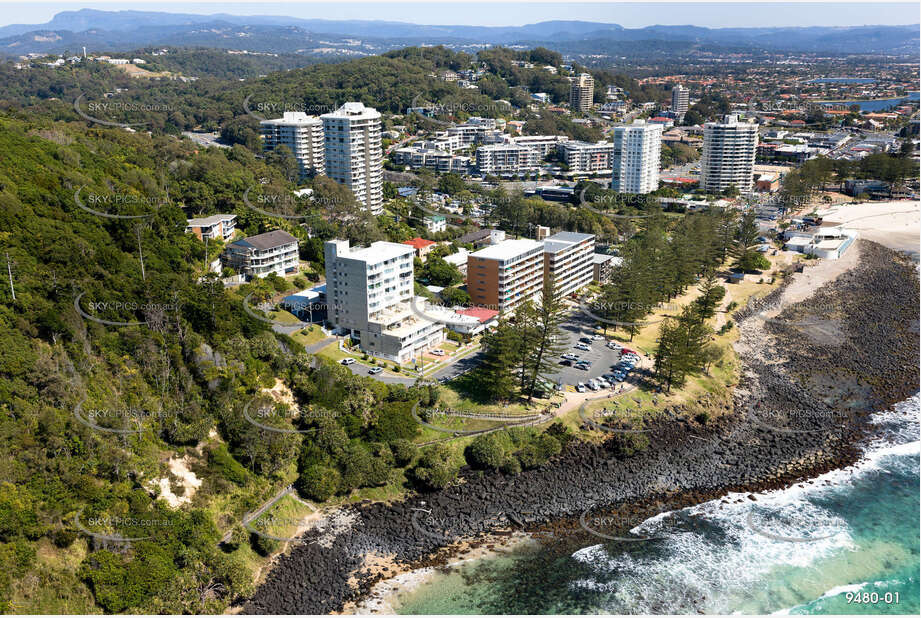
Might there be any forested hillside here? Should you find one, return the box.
[0,112,436,613]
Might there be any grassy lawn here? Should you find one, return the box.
[248,493,317,541]
[290,325,328,347]
[265,308,301,325]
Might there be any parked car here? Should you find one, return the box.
[431,349,446,356]
[341,358,357,365]
[559,359,573,366]
[368,366,383,375]
[562,353,580,361]
[576,360,592,368]
[587,380,599,391]
[579,337,593,344]
[591,334,605,340]
[576,383,586,393]
[575,343,591,351]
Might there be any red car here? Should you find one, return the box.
[621,348,637,355]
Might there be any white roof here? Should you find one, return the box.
[346,241,413,263]
[322,102,381,121]
[261,112,321,126]
[187,213,235,226]
[471,239,543,260]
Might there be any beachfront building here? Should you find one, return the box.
[221,230,299,279]
[260,112,326,178]
[321,102,384,215]
[542,231,596,297]
[611,120,663,194]
[782,222,858,260]
[324,239,444,363]
[701,115,759,194]
[467,239,545,313]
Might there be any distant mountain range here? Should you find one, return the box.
[1,9,917,57]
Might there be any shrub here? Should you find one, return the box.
[514,443,543,469]
[208,444,249,486]
[500,456,522,475]
[389,439,416,466]
[465,433,508,469]
[296,464,341,502]
[393,364,401,372]
[411,444,458,490]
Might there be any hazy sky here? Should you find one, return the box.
[2,1,919,28]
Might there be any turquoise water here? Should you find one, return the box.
[394,395,920,615]
[822,93,920,112]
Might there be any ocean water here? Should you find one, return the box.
[394,395,920,615]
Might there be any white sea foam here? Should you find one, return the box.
[569,394,920,614]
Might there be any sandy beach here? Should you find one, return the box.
[816,200,920,254]
[341,532,536,614]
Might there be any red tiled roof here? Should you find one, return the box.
[402,237,436,249]
[456,307,500,322]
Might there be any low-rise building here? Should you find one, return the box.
[513,134,570,157]
[221,230,299,279]
[402,237,437,259]
[185,214,236,241]
[457,228,506,249]
[424,215,447,233]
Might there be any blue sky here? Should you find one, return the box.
[2,1,919,28]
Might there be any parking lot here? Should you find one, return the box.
[546,310,629,388]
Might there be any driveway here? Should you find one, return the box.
[430,348,485,381]
[346,363,416,386]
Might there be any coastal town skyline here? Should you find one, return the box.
[0,2,918,616]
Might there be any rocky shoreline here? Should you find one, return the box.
[244,240,920,615]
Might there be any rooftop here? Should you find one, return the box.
[471,238,544,261]
[456,307,500,323]
[346,240,414,263]
[543,231,595,253]
[321,101,380,121]
[402,237,437,250]
[260,111,321,126]
[187,213,235,227]
[231,229,297,250]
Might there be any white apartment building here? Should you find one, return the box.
[392,146,472,174]
[558,141,614,173]
[701,115,759,194]
[570,73,594,112]
[185,214,236,242]
[221,230,299,279]
[475,143,540,176]
[672,84,690,116]
[467,239,545,313]
[513,134,570,158]
[611,120,663,194]
[324,239,444,363]
[321,102,384,215]
[542,231,595,298]
[260,112,326,178]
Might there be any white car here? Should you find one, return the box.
[575,343,591,351]
[341,358,357,365]
[430,349,446,356]
[576,382,586,393]
[587,380,599,391]
[592,334,605,340]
